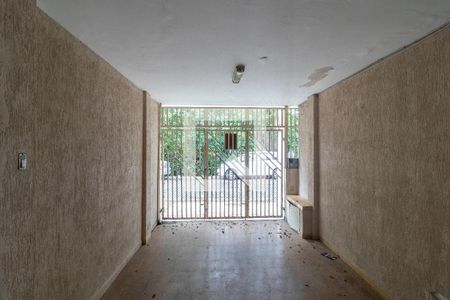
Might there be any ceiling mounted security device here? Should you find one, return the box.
[232,64,245,84]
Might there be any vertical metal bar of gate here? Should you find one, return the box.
[283,106,288,216]
[244,109,250,218]
[203,110,209,218]
[160,130,164,219]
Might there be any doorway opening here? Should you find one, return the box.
[160,107,298,220]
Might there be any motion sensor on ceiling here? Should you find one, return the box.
[232,64,245,84]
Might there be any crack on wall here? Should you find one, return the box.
[300,66,334,88]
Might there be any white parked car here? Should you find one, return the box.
[161,160,172,177]
[216,151,281,180]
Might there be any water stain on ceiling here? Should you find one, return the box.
[300,66,334,88]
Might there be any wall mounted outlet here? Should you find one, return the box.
[18,153,27,170]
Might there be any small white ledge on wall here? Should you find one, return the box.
[285,195,313,239]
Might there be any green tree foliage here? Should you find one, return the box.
[161,107,298,177]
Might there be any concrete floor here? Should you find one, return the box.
[102,220,382,300]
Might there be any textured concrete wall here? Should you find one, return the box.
[316,25,450,299]
[298,95,320,239]
[0,1,144,299]
[145,96,160,242]
[298,100,313,202]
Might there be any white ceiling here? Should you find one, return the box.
[37,0,450,106]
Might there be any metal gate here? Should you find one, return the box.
[160,107,290,220]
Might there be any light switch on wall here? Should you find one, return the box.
[18,153,27,170]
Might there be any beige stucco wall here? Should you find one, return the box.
[298,100,313,202]
[1,1,144,299]
[313,25,450,299]
[145,96,160,242]
[298,95,320,239]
